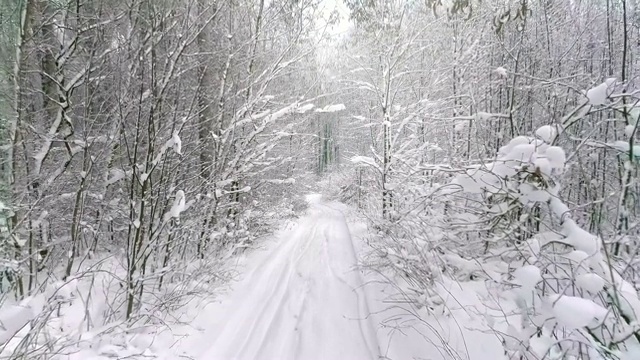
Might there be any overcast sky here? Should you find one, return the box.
[318,0,351,37]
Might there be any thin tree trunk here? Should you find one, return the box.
[9,0,35,300]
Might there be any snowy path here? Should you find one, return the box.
[195,195,380,360]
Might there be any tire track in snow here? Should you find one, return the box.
[319,215,378,360]
[251,222,320,357]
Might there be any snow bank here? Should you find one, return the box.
[548,294,608,330]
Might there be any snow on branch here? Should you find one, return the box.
[351,156,381,172]
[315,104,346,113]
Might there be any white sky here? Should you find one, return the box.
[317,0,352,37]
[312,0,353,77]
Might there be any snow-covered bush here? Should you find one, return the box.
[447,82,640,358]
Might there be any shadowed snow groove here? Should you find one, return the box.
[199,194,380,360]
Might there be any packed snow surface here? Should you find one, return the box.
[198,194,379,360]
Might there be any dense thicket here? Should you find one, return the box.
[0,0,337,318]
[335,1,640,358]
[2,0,640,358]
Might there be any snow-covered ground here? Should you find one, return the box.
[161,194,503,360]
[2,194,504,360]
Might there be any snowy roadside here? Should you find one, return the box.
[0,193,512,360]
[0,258,214,359]
[0,221,295,360]
[342,204,507,360]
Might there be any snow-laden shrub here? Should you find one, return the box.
[351,170,452,315]
[449,108,640,358]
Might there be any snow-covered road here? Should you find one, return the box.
[197,194,380,360]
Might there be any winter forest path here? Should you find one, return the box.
[169,194,504,360]
[192,194,381,360]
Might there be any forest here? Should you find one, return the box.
[1,0,640,359]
